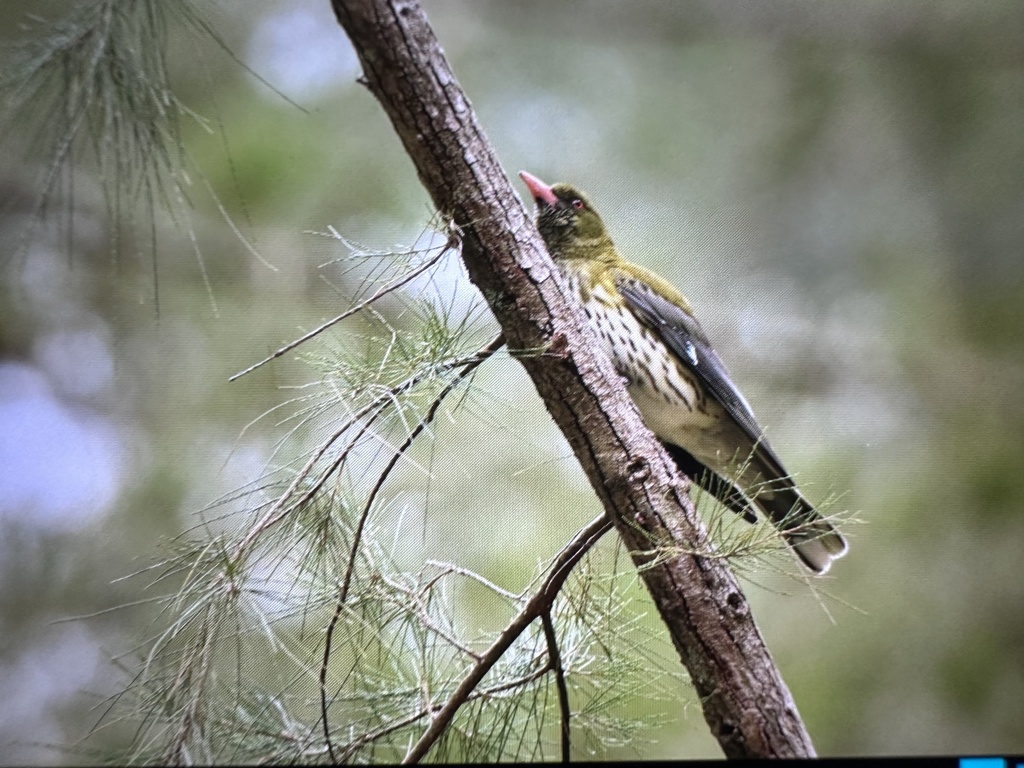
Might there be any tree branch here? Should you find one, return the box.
[401,515,612,765]
[330,0,816,758]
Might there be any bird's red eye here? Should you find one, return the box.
[571,199,585,210]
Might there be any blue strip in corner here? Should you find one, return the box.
[960,759,1007,768]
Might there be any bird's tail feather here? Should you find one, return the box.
[757,488,848,574]
[662,443,847,574]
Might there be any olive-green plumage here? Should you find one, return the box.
[520,170,847,574]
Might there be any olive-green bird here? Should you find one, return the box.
[520,170,847,574]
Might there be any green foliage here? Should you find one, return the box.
[97,233,679,763]
[4,0,194,219]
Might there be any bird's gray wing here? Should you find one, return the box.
[615,274,790,480]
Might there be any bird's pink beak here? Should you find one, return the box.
[519,171,558,207]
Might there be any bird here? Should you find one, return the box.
[519,170,847,574]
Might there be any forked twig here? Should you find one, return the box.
[401,514,613,765]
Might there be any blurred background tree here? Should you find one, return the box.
[1,0,1022,762]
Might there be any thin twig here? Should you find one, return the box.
[319,593,345,763]
[229,244,451,381]
[541,611,571,763]
[423,561,520,602]
[401,514,612,765]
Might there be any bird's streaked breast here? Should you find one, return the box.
[561,266,719,445]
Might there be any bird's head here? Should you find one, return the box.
[519,171,615,262]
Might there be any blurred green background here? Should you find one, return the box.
[2,0,1023,761]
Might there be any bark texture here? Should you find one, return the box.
[330,0,817,758]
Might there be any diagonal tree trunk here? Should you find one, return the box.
[330,0,817,759]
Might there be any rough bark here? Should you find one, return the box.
[330,0,817,758]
